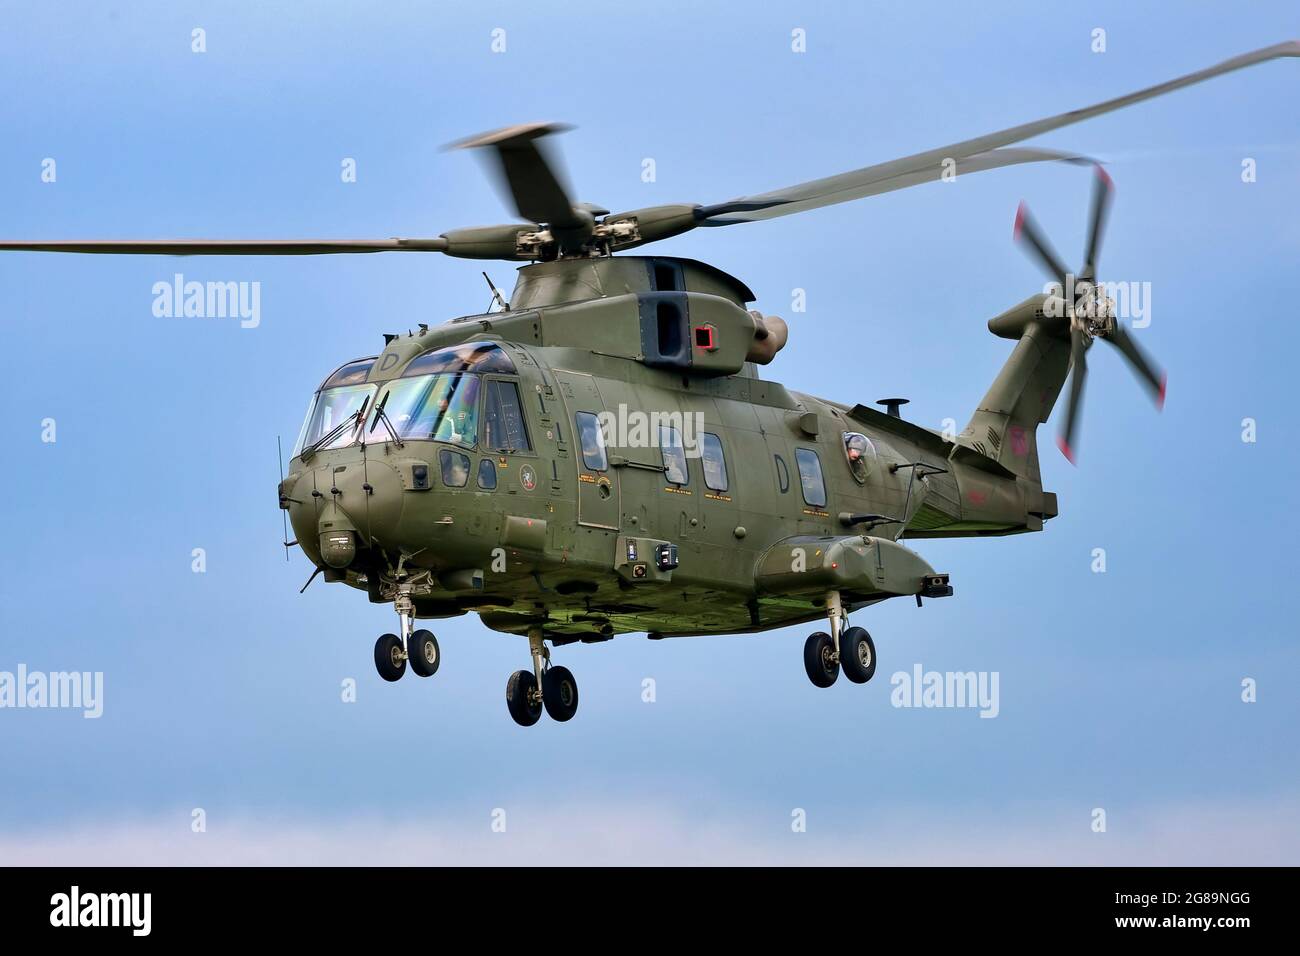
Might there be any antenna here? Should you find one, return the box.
[482,271,509,312]
[277,436,290,561]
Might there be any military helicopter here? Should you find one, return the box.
[3,42,1295,725]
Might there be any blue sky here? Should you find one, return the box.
[1,1,1297,864]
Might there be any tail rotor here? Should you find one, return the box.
[1013,165,1165,463]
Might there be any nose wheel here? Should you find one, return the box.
[506,628,579,726]
[804,591,877,688]
[373,583,440,682]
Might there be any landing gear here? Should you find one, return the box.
[408,629,440,678]
[506,670,542,726]
[374,633,406,682]
[803,632,839,687]
[840,626,876,684]
[373,580,440,682]
[542,665,579,722]
[803,591,877,688]
[506,628,580,726]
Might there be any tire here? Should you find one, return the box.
[803,631,839,688]
[541,665,579,722]
[374,633,406,682]
[506,670,543,727]
[408,629,440,677]
[840,626,876,684]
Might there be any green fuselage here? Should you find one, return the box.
[281,256,1060,640]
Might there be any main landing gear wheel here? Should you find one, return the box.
[840,626,876,684]
[374,633,406,682]
[408,629,440,677]
[506,670,543,727]
[542,665,579,722]
[803,631,839,688]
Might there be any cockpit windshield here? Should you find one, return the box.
[293,359,376,455]
[368,342,514,447]
[379,373,481,446]
[292,344,514,458]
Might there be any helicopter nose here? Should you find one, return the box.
[284,457,406,565]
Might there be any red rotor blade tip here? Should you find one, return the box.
[1013,202,1027,240]
[1056,434,1077,465]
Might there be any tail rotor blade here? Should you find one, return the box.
[1057,326,1089,464]
[1081,165,1114,280]
[1107,325,1167,409]
[1014,201,1071,288]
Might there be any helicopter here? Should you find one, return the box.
[3,41,1295,726]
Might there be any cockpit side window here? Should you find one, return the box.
[482,379,532,452]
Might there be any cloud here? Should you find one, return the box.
[2,796,1298,866]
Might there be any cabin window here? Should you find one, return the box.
[477,458,498,490]
[660,425,689,486]
[702,433,728,492]
[482,379,532,452]
[795,448,827,508]
[843,431,877,484]
[774,454,790,494]
[440,449,470,488]
[575,412,608,472]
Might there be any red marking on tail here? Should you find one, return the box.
[1056,435,1077,465]
[1008,424,1028,457]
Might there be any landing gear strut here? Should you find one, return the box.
[373,581,440,682]
[506,628,579,726]
[803,591,876,688]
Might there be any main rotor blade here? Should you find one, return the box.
[1013,201,1071,287]
[448,122,590,232]
[1081,165,1114,280]
[1057,326,1090,464]
[1106,325,1167,408]
[0,238,450,255]
[697,40,1299,227]
[697,148,1092,224]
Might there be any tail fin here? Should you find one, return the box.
[956,294,1071,482]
